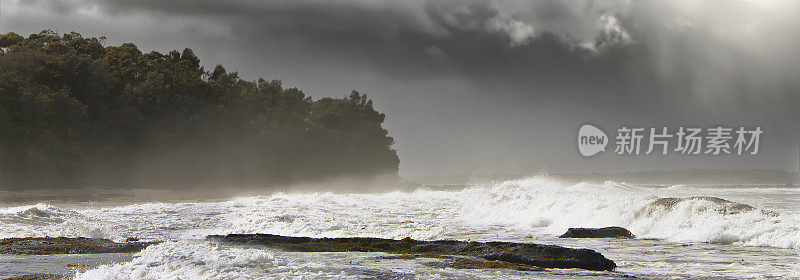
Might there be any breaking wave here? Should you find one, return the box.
[1,177,798,250]
[0,203,113,239]
[452,178,800,249]
[74,241,277,280]
[217,177,799,249]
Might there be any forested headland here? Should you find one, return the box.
[0,30,399,189]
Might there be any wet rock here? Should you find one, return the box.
[449,256,545,271]
[559,227,635,238]
[383,254,545,271]
[207,234,616,271]
[2,274,67,280]
[0,237,158,255]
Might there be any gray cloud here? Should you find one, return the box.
[4,0,799,175]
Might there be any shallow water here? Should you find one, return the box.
[0,253,133,278]
[1,177,798,279]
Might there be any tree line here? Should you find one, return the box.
[0,30,399,188]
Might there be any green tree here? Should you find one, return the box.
[0,30,399,188]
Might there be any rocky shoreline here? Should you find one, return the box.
[0,237,152,280]
[207,234,617,271]
[0,237,157,255]
[3,275,68,280]
[2,234,620,279]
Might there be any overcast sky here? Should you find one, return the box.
[2,0,798,176]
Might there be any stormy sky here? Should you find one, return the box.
[2,0,798,177]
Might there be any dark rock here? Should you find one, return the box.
[2,274,67,280]
[207,234,616,271]
[559,227,635,239]
[0,237,158,255]
[449,256,545,271]
[382,254,545,271]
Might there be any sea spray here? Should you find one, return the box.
[1,177,798,249]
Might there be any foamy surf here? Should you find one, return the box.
[2,177,798,279]
[74,240,277,279]
[453,178,800,249]
[1,178,798,248]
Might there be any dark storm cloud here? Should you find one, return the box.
[6,0,800,175]
[41,0,791,113]
[21,0,635,76]
[16,0,799,94]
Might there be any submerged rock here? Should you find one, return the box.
[207,234,616,271]
[559,227,634,238]
[0,237,157,255]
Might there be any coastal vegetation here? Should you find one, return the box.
[0,30,399,188]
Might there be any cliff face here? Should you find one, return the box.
[0,31,399,188]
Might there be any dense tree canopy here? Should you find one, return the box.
[0,30,399,188]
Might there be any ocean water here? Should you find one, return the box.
[1,177,798,279]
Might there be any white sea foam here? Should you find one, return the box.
[213,177,800,249]
[4,177,799,279]
[74,241,276,280]
[451,178,800,249]
[0,203,113,238]
[1,177,798,249]
[73,240,618,280]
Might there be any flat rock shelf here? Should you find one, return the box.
[0,237,157,255]
[207,234,617,271]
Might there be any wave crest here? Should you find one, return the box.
[0,204,112,239]
[455,177,800,249]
